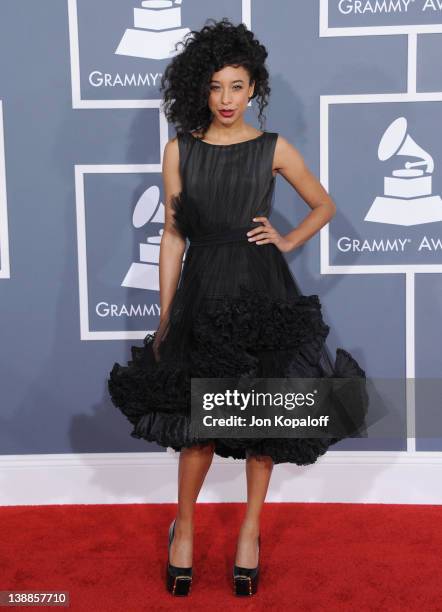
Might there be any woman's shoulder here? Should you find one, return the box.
[165,132,194,156]
[264,130,279,141]
[174,130,199,142]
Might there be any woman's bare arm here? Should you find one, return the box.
[158,136,187,323]
[273,135,337,250]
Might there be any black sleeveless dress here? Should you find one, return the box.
[108,130,369,465]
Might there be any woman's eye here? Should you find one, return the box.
[210,85,243,91]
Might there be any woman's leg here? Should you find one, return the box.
[169,441,216,566]
[234,452,274,567]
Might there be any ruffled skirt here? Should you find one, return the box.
[108,269,369,465]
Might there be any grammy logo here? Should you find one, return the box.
[364,116,442,226]
[115,0,190,60]
[121,185,185,291]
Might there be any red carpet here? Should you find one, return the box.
[1,502,441,611]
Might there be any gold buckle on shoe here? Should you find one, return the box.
[234,575,252,595]
[172,575,192,595]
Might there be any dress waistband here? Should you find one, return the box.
[189,226,254,247]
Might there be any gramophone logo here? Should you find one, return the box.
[121,184,186,291]
[365,117,442,227]
[115,0,191,60]
[122,185,164,290]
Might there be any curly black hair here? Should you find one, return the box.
[159,17,271,137]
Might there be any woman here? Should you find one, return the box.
[108,17,368,597]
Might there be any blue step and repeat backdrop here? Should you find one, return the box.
[1,0,442,455]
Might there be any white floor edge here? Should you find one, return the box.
[2,450,442,506]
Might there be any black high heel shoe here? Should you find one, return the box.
[166,518,193,596]
[233,534,260,596]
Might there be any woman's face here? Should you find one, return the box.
[207,65,255,125]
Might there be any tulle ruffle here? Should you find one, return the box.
[108,285,368,465]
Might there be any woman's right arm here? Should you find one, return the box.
[158,136,187,325]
